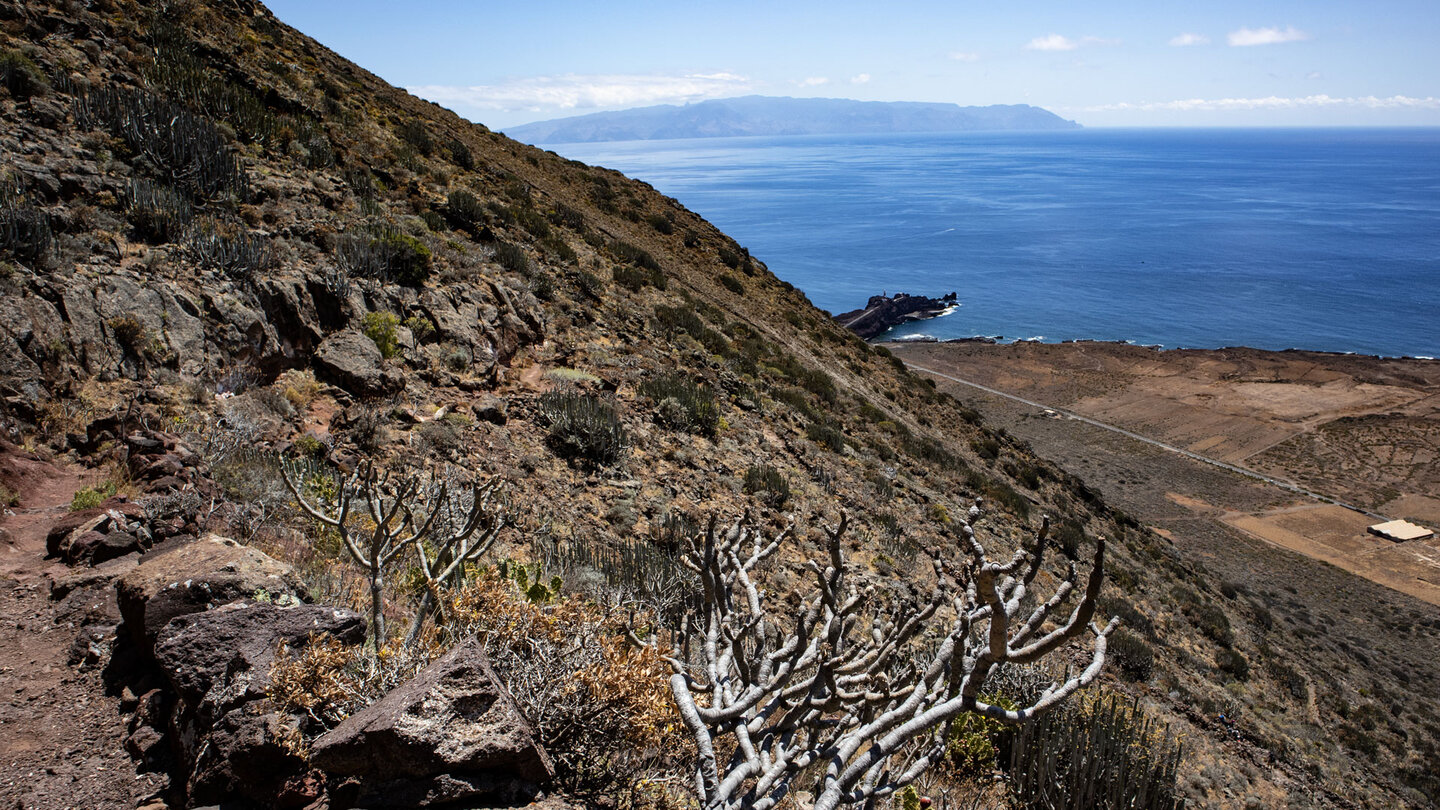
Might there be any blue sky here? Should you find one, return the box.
[264,1,1440,129]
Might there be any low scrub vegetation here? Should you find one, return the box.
[539,390,628,467]
[640,372,720,436]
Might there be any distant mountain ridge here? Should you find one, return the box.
[505,95,1080,143]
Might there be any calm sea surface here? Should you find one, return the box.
[541,129,1440,357]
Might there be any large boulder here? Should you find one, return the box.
[311,636,552,807]
[153,601,365,722]
[314,328,405,397]
[45,498,147,560]
[115,534,308,653]
[150,602,365,806]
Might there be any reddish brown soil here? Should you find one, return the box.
[0,444,164,810]
[893,341,1440,605]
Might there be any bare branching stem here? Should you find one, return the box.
[638,502,1115,810]
[281,459,506,653]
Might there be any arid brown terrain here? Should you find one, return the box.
[1,0,1437,807]
[893,341,1440,605]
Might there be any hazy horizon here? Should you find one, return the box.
[498,94,1440,133]
[264,0,1440,130]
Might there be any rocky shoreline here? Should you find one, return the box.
[831,292,957,340]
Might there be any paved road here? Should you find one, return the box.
[903,361,1388,522]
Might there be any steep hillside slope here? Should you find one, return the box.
[0,1,1432,808]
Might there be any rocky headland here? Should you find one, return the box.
[832,291,957,339]
[0,1,1436,809]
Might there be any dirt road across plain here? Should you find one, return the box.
[889,341,1440,606]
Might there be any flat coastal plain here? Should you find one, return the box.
[889,341,1440,606]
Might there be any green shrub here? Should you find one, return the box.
[547,202,585,232]
[806,421,845,453]
[640,373,720,436]
[494,241,533,276]
[771,386,819,420]
[292,434,326,458]
[971,436,1001,460]
[0,49,48,99]
[645,213,673,235]
[654,304,705,338]
[743,464,789,509]
[1099,595,1155,638]
[979,477,1031,519]
[377,232,431,286]
[1189,602,1234,647]
[419,210,448,232]
[1216,648,1249,679]
[108,315,146,350]
[396,119,434,156]
[403,315,436,343]
[70,481,117,511]
[1109,628,1156,682]
[1009,692,1183,810]
[362,311,400,359]
[611,240,661,272]
[446,137,474,169]
[574,269,604,299]
[446,189,488,234]
[539,390,627,467]
[719,274,745,295]
[795,367,837,404]
[613,263,666,292]
[337,230,432,285]
[902,435,958,468]
[0,189,54,266]
[1051,519,1085,561]
[125,179,193,244]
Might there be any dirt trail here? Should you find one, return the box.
[0,447,162,810]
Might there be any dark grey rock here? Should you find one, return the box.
[115,534,309,653]
[187,710,309,807]
[153,601,364,718]
[471,396,507,425]
[314,328,404,397]
[312,636,553,804]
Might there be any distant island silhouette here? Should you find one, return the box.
[505,95,1080,143]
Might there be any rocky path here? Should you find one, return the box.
[0,446,163,810]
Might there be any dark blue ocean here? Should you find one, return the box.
[540,129,1440,358]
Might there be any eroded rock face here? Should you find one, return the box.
[153,601,364,723]
[115,533,309,653]
[312,636,553,807]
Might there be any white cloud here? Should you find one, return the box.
[409,72,755,114]
[850,73,871,84]
[1169,32,1209,47]
[1081,94,1440,113]
[1228,26,1309,47]
[949,51,980,62]
[798,76,830,87]
[1306,71,1323,80]
[1026,34,1077,51]
[1026,34,1116,51]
